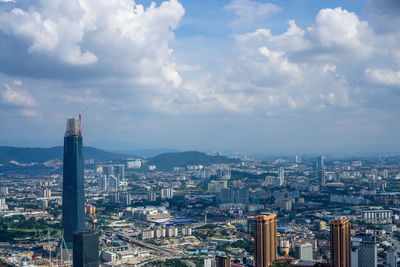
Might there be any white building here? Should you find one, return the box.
[204,258,215,267]
[141,229,155,240]
[108,175,119,191]
[127,160,141,169]
[98,175,109,190]
[161,188,174,199]
[362,209,392,224]
[167,227,178,237]
[0,198,7,210]
[278,168,285,186]
[295,243,313,261]
[43,188,51,199]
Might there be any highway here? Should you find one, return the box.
[107,230,181,257]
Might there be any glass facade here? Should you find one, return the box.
[73,230,99,267]
[62,132,85,243]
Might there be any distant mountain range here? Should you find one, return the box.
[0,146,129,164]
[0,146,242,170]
[112,148,180,158]
[145,151,241,171]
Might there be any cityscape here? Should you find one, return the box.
[0,0,400,267]
[0,116,399,266]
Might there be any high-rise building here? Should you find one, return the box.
[161,188,174,199]
[295,243,313,261]
[278,168,284,186]
[247,217,255,236]
[204,258,216,267]
[254,213,277,267]
[73,230,99,267]
[0,197,7,210]
[98,175,109,191]
[0,187,8,195]
[217,169,231,180]
[147,191,157,202]
[108,175,119,191]
[208,180,228,193]
[319,169,326,186]
[127,159,141,169]
[314,155,325,170]
[386,248,397,267]
[383,169,389,179]
[44,188,51,199]
[330,217,351,267]
[215,255,231,267]
[351,235,377,267]
[63,117,85,243]
[219,188,249,204]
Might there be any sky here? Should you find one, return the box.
[0,0,399,154]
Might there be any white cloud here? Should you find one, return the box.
[13,80,22,86]
[2,83,36,107]
[224,0,280,22]
[0,0,185,88]
[20,109,38,117]
[310,8,372,52]
[365,68,400,86]
[162,63,182,88]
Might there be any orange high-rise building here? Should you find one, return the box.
[330,217,351,267]
[254,213,277,267]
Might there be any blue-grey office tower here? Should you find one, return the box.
[62,117,85,243]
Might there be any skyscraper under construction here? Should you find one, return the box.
[330,217,351,267]
[254,213,277,267]
[62,117,85,243]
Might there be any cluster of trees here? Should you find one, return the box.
[231,239,254,254]
[0,216,60,242]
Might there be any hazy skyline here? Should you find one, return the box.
[0,0,399,153]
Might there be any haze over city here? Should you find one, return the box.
[1,1,400,267]
[0,0,399,153]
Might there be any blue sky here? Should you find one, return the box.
[0,0,399,154]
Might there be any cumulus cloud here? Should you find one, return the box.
[309,7,373,56]
[164,6,387,115]
[224,0,280,22]
[0,0,185,88]
[2,83,36,107]
[365,68,400,86]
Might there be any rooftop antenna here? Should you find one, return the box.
[78,107,88,137]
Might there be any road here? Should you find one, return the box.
[107,230,181,257]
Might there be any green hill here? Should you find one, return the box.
[0,146,128,164]
[146,151,240,170]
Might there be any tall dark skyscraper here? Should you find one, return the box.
[63,117,85,243]
[73,230,99,267]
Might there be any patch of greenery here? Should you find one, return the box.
[231,239,254,254]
